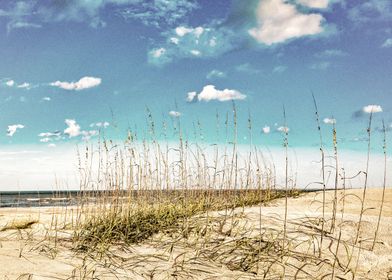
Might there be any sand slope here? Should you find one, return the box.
[1,188,391,279]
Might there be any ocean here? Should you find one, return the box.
[0,191,81,208]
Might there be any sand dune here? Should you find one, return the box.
[1,188,391,279]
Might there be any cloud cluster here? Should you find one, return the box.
[323,117,336,124]
[63,119,101,141]
[119,0,199,28]
[90,122,110,128]
[38,131,61,144]
[64,119,81,137]
[3,79,32,89]
[262,126,271,134]
[363,105,382,113]
[169,110,181,117]
[187,85,246,103]
[7,124,24,137]
[248,0,325,45]
[0,1,199,32]
[277,126,290,133]
[148,24,236,65]
[51,76,101,91]
[353,104,383,118]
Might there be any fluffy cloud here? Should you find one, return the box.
[81,130,99,141]
[42,97,51,101]
[90,122,110,128]
[51,76,101,91]
[262,126,271,134]
[248,0,325,45]
[323,117,336,124]
[382,38,392,48]
[363,105,382,113]
[0,1,198,32]
[353,104,383,118]
[17,82,31,89]
[7,124,24,136]
[277,126,290,133]
[195,85,246,102]
[207,70,226,80]
[39,137,52,143]
[169,110,181,117]
[5,80,15,87]
[186,91,197,103]
[63,120,101,141]
[38,131,61,138]
[64,119,81,138]
[297,0,329,9]
[118,0,199,28]
[148,25,236,65]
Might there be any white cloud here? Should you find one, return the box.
[197,85,246,102]
[363,105,382,114]
[382,38,392,48]
[323,117,336,124]
[186,91,197,103]
[48,143,56,148]
[190,49,201,56]
[5,80,15,87]
[207,70,226,79]
[249,0,325,45]
[151,48,166,58]
[7,124,24,136]
[17,82,31,89]
[169,110,181,117]
[1,1,198,33]
[64,119,81,137]
[118,0,199,28]
[40,137,52,143]
[81,130,99,141]
[262,126,271,134]
[90,122,110,128]
[277,126,290,133]
[297,0,329,9]
[42,97,51,101]
[38,132,61,138]
[148,24,235,65]
[175,26,194,37]
[51,76,101,91]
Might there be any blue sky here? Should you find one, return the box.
[0,0,391,188]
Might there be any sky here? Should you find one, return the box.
[0,0,391,189]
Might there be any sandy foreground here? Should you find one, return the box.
[1,188,392,279]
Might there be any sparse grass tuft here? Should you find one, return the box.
[1,219,38,232]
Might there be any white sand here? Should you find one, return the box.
[0,188,391,279]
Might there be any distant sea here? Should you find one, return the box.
[0,191,81,208]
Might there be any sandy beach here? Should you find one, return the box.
[1,188,391,279]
